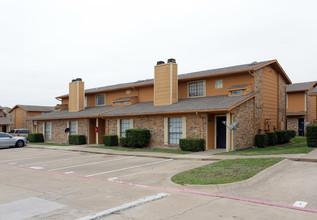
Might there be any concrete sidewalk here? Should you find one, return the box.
[26,144,317,162]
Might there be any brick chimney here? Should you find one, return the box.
[69,78,85,112]
[154,58,178,106]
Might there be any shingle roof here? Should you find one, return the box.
[31,105,119,120]
[309,87,317,95]
[0,118,13,125]
[31,93,255,120]
[9,105,55,113]
[286,81,317,93]
[57,60,275,98]
[286,111,306,116]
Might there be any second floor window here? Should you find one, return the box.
[231,89,244,95]
[188,81,205,97]
[215,80,223,89]
[96,94,105,106]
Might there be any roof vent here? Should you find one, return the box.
[250,61,258,65]
[76,78,82,82]
[157,61,165,65]
[167,58,176,64]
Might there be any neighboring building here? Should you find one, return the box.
[0,106,12,132]
[31,59,291,151]
[9,105,54,131]
[286,81,317,136]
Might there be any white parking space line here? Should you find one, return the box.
[64,171,74,174]
[76,193,168,220]
[86,159,173,177]
[30,166,44,170]
[0,151,75,163]
[293,201,308,208]
[22,154,104,166]
[48,156,135,171]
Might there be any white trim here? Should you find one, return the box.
[164,117,168,145]
[226,113,231,152]
[170,63,173,105]
[182,116,186,138]
[130,119,134,129]
[117,119,120,137]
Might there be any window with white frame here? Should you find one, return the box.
[168,117,182,144]
[45,122,51,139]
[96,94,105,106]
[188,81,205,97]
[84,96,87,108]
[231,89,244,95]
[70,121,77,135]
[120,119,130,137]
[215,80,223,89]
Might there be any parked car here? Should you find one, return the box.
[0,132,28,148]
[8,129,30,140]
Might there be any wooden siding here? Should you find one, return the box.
[154,63,177,106]
[262,67,279,131]
[207,114,215,149]
[69,81,85,112]
[15,108,23,129]
[178,72,253,99]
[309,96,317,122]
[287,92,306,113]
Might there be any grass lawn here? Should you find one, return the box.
[29,142,71,146]
[87,146,191,154]
[171,158,283,185]
[215,138,313,156]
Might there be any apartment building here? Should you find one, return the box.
[286,82,317,136]
[31,59,291,151]
[0,106,12,132]
[9,105,54,131]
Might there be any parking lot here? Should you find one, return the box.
[1,147,317,219]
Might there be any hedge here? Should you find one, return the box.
[255,134,268,148]
[266,132,277,146]
[125,129,151,148]
[275,131,285,144]
[288,130,296,138]
[179,138,205,152]
[307,125,317,147]
[69,135,86,145]
[28,133,44,142]
[119,137,127,147]
[102,135,118,146]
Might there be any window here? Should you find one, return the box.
[84,96,87,108]
[231,89,244,95]
[45,122,51,139]
[168,117,182,144]
[188,81,205,97]
[114,102,120,105]
[122,101,130,104]
[96,94,105,106]
[70,121,77,135]
[120,119,130,137]
[215,80,223,89]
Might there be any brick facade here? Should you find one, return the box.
[279,74,287,129]
[233,98,255,149]
[254,69,264,133]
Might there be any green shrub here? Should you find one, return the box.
[179,138,205,152]
[289,130,296,138]
[275,131,285,144]
[102,135,118,146]
[266,132,277,146]
[69,135,86,145]
[125,129,151,148]
[255,134,268,148]
[119,137,127,147]
[307,125,317,147]
[28,133,44,142]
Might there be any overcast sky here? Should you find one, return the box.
[1,0,316,108]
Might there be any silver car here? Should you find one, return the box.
[0,132,28,148]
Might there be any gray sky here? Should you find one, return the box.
[1,0,316,108]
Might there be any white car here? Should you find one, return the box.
[0,132,28,148]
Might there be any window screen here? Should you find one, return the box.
[45,122,51,139]
[168,117,182,144]
[120,119,130,137]
[96,94,105,106]
[188,81,205,97]
[70,121,77,135]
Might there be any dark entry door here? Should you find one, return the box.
[2,126,6,133]
[298,118,304,136]
[216,116,226,149]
